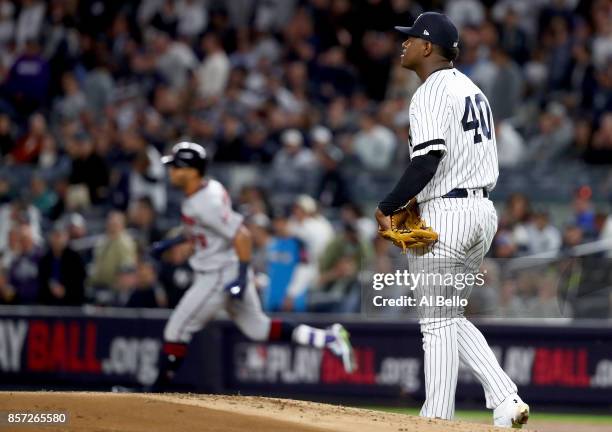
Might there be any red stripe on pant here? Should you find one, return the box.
[163,342,188,357]
[268,319,283,341]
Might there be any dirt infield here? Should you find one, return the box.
[0,391,518,432]
[3,392,608,432]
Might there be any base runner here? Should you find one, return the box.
[150,141,356,390]
[375,12,529,428]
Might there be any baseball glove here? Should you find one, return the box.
[379,198,438,253]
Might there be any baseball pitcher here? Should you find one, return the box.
[375,12,529,428]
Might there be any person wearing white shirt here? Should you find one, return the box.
[288,195,334,264]
[524,212,562,255]
[196,33,230,99]
[496,121,526,167]
[352,111,397,171]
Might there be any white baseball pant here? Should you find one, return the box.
[164,266,271,343]
[409,197,517,419]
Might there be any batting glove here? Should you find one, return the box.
[224,261,249,300]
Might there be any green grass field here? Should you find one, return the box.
[368,406,612,425]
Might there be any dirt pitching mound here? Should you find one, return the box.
[0,391,518,432]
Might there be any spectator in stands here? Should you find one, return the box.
[126,259,167,308]
[492,230,518,258]
[83,54,115,118]
[470,259,500,316]
[588,113,612,163]
[157,231,193,309]
[313,222,371,313]
[37,222,85,306]
[0,226,20,272]
[445,0,485,29]
[545,16,573,92]
[528,273,569,318]
[590,0,612,69]
[237,185,271,218]
[0,175,13,205]
[505,193,531,226]
[176,0,208,40]
[196,32,230,100]
[9,112,51,164]
[123,130,167,213]
[113,264,138,306]
[592,58,612,120]
[489,46,524,121]
[0,266,14,304]
[139,29,198,91]
[373,234,394,274]
[89,211,137,292]
[572,186,597,238]
[8,223,41,304]
[262,209,314,312]
[315,143,351,207]
[51,72,87,123]
[0,199,42,253]
[246,212,271,287]
[524,211,562,255]
[67,131,109,205]
[63,212,87,243]
[4,38,49,116]
[148,0,179,36]
[313,46,357,99]
[340,202,378,243]
[239,122,276,163]
[497,279,526,318]
[324,97,351,134]
[30,175,57,218]
[288,194,334,265]
[599,205,612,257]
[0,0,15,52]
[0,113,15,158]
[128,197,164,249]
[310,125,333,152]
[561,224,584,252]
[526,102,574,162]
[502,193,531,254]
[497,7,529,65]
[271,129,316,195]
[568,43,597,112]
[352,110,396,171]
[214,114,245,162]
[15,0,45,50]
[467,21,498,94]
[496,120,526,167]
[37,131,66,173]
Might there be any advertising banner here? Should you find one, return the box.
[226,321,612,405]
[0,307,610,405]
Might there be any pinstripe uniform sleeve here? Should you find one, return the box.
[409,85,449,159]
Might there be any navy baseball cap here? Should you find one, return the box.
[395,12,459,51]
[162,141,208,174]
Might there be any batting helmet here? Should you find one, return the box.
[161,141,208,175]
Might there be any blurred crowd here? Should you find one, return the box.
[0,0,611,316]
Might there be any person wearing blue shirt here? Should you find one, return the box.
[263,210,315,312]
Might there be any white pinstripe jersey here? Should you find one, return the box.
[408,68,499,202]
[181,179,243,271]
